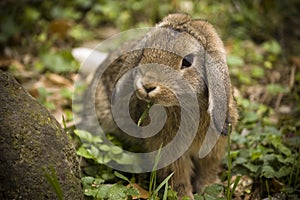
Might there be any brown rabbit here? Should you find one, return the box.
[82,13,238,199]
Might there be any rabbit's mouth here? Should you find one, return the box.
[135,83,158,102]
[135,83,178,107]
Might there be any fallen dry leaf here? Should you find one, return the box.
[47,73,72,86]
[289,56,300,69]
[127,183,149,199]
[0,57,12,70]
[27,73,74,126]
[49,19,74,38]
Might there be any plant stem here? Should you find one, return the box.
[265,179,272,200]
[149,143,162,198]
[137,102,153,126]
[226,123,232,200]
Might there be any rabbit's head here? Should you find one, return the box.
[115,13,237,134]
[131,25,207,107]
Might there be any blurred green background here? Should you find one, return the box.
[1,0,299,199]
[1,0,300,52]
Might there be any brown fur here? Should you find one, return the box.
[86,14,238,199]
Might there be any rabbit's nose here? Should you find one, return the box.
[143,85,157,93]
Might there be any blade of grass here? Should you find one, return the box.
[153,172,175,196]
[162,179,169,200]
[231,175,241,197]
[139,102,174,199]
[62,115,67,131]
[114,171,131,185]
[43,166,63,200]
[149,143,163,194]
[226,123,241,199]
[137,102,153,126]
[266,179,272,200]
[226,123,232,200]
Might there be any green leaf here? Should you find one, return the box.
[40,50,78,73]
[96,184,110,199]
[276,166,292,178]
[203,194,222,200]
[243,162,259,173]
[242,111,260,124]
[194,193,204,200]
[262,154,276,163]
[97,154,111,164]
[261,165,276,178]
[251,66,265,78]
[81,176,95,183]
[204,184,223,196]
[284,156,296,164]
[262,40,281,55]
[235,157,248,165]
[94,177,105,185]
[230,150,239,158]
[269,136,292,156]
[115,153,136,165]
[81,176,95,187]
[264,61,273,69]
[92,136,103,143]
[237,97,251,109]
[264,126,282,136]
[107,183,128,200]
[127,186,140,197]
[295,72,300,82]
[101,171,115,181]
[74,129,93,142]
[266,84,289,95]
[74,0,93,8]
[69,24,93,40]
[76,145,93,159]
[84,188,98,197]
[37,87,50,100]
[50,6,82,20]
[25,6,40,21]
[60,88,73,99]
[110,146,123,154]
[227,54,245,67]
[250,149,262,161]
[182,196,192,200]
[81,177,105,197]
[88,145,100,158]
[114,171,131,183]
[167,188,178,200]
[238,72,252,84]
[44,101,56,110]
[99,144,111,151]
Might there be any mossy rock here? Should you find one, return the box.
[0,70,83,200]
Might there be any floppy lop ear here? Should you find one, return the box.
[158,14,237,134]
[189,19,237,135]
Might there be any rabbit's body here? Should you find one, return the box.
[85,14,238,199]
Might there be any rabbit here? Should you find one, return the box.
[82,13,238,199]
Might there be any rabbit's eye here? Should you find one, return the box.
[181,54,194,69]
